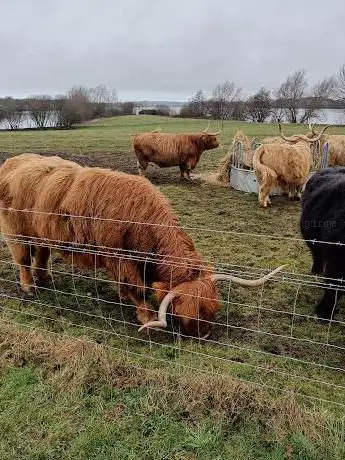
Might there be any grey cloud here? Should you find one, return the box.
[1,0,345,100]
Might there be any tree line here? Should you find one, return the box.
[1,65,345,130]
[181,65,345,123]
[0,85,135,130]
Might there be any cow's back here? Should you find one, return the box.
[132,133,196,166]
[260,144,311,183]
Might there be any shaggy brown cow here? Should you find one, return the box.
[253,125,328,207]
[132,124,221,179]
[0,154,285,338]
[306,123,345,167]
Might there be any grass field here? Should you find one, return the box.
[0,115,345,459]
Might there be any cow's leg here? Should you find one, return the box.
[309,244,324,275]
[7,242,34,293]
[288,186,295,201]
[33,246,50,285]
[186,159,197,179]
[137,159,148,176]
[115,259,157,325]
[258,184,272,208]
[294,185,303,201]
[315,258,345,319]
[135,149,148,176]
[179,164,187,180]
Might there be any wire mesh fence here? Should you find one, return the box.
[0,209,344,409]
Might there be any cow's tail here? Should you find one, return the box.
[253,145,277,184]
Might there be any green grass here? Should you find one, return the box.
[0,115,345,458]
[0,325,344,460]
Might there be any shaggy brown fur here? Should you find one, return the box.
[253,143,312,208]
[132,132,219,179]
[306,128,345,166]
[0,153,220,338]
[217,130,253,183]
[262,136,289,144]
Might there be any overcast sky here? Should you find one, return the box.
[1,0,344,101]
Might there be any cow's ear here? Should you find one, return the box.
[152,282,170,303]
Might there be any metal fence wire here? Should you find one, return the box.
[0,209,344,409]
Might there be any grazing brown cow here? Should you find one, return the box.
[0,154,285,339]
[132,124,221,179]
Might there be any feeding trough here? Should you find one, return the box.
[229,140,329,195]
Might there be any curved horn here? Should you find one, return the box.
[138,264,287,332]
[292,125,329,143]
[210,264,287,287]
[308,123,318,135]
[138,291,177,332]
[278,124,300,143]
[202,121,211,133]
[208,129,222,136]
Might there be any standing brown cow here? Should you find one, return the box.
[132,124,221,179]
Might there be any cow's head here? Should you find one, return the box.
[149,278,220,339]
[138,264,287,339]
[200,122,221,150]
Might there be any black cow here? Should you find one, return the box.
[300,167,345,319]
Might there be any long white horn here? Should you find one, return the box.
[210,264,287,287]
[278,124,300,143]
[202,121,211,133]
[293,125,329,143]
[138,291,177,332]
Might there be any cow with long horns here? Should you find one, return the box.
[253,124,328,207]
[0,153,285,339]
[307,123,345,167]
[132,123,221,179]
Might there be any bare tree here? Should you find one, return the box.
[247,87,272,123]
[209,81,241,123]
[187,89,207,118]
[89,84,118,104]
[52,97,80,129]
[277,70,307,123]
[298,77,335,123]
[26,96,53,129]
[334,64,345,107]
[66,86,94,121]
[277,70,334,123]
[87,85,118,117]
[3,98,24,130]
[52,89,88,129]
[0,104,5,125]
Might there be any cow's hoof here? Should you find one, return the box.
[20,286,35,298]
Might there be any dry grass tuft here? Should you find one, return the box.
[0,322,339,444]
[217,130,253,183]
[192,172,228,187]
[0,324,160,392]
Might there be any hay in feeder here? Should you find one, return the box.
[217,130,253,183]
